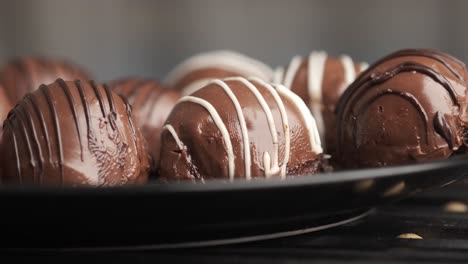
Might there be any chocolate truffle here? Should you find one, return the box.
[1,79,150,186]
[273,51,368,155]
[0,57,91,103]
[0,85,12,138]
[110,78,181,164]
[164,50,273,95]
[158,77,323,181]
[336,49,468,168]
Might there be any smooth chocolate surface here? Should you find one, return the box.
[274,52,367,157]
[158,77,323,181]
[110,78,181,165]
[0,57,91,103]
[336,49,468,168]
[1,79,150,186]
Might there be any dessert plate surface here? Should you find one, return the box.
[0,156,467,250]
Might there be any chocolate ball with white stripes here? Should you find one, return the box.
[164,50,273,96]
[336,49,468,168]
[110,78,181,166]
[0,79,150,186]
[0,57,91,104]
[273,51,368,157]
[158,77,326,181]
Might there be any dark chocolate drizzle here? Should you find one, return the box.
[355,90,430,145]
[22,95,45,183]
[337,62,461,151]
[75,80,92,135]
[57,79,84,161]
[40,84,64,184]
[7,119,22,183]
[434,111,455,149]
[103,84,118,131]
[336,49,466,160]
[90,80,107,118]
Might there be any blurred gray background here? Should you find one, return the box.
[0,0,466,81]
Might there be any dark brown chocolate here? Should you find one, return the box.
[336,49,468,168]
[164,51,273,96]
[274,52,367,157]
[0,79,150,186]
[158,77,323,181]
[0,57,91,103]
[110,78,181,165]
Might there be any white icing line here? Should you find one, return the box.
[272,66,284,84]
[359,62,369,73]
[340,55,356,85]
[250,77,290,179]
[307,51,327,138]
[164,50,273,86]
[178,96,235,180]
[211,79,252,180]
[283,56,302,90]
[275,84,323,154]
[181,78,213,96]
[225,77,280,177]
[163,124,185,150]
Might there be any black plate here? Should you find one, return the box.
[1,155,468,251]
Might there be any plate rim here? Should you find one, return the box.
[1,155,467,195]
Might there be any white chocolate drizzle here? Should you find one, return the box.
[210,79,252,180]
[272,66,285,84]
[163,124,185,150]
[307,51,328,138]
[167,76,323,180]
[340,55,357,86]
[283,56,303,90]
[276,51,367,145]
[178,95,236,180]
[250,77,291,179]
[164,50,273,93]
[181,78,213,96]
[275,84,323,154]
[225,77,280,177]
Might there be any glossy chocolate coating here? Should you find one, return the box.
[336,49,468,168]
[164,50,273,96]
[0,85,12,138]
[0,57,91,103]
[110,78,181,165]
[274,52,367,157]
[1,79,150,186]
[158,77,323,181]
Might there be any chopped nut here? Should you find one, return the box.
[397,233,423,239]
[444,201,468,213]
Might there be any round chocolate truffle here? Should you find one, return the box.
[158,77,323,181]
[0,57,91,103]
[273,51,368,155]
[0,85,12,138]
[336,49,468,168]
[164,50,273,95]
[1,79,150,186]
[110,78,181,165]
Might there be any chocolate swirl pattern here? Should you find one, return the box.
[164,50,273,96]
[336,49,468,168]
[1,79,150,186]
[274,51,367,155]
[110,78,181,165]
[0,57,91,103]
[158,77,323,181]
